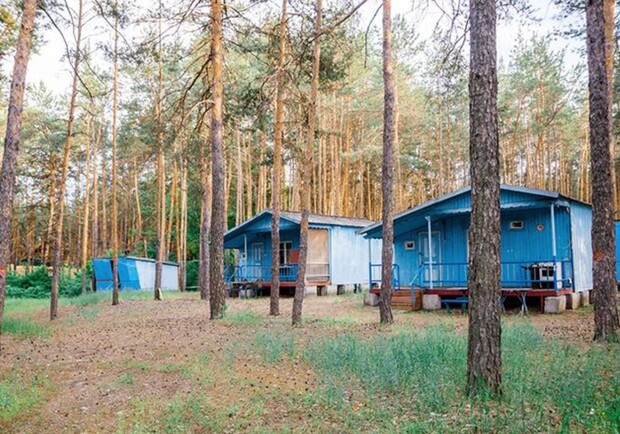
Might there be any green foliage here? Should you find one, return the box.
[0,371,51,423]
[185,261,198,290]
[6,267,86,299]
[304,323,620,432]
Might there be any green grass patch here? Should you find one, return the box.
[224,310,264,326]
[0,371,51,423]
[304,323,620,432]
[113,374,135,387]
[254,331,295,363]
[67,292,108,307]
[2,317,50,340]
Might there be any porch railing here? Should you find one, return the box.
[225,263,330,283]
[409,259,573,291]
[368,263,401,289]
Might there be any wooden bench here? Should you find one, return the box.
[441,297,469,313]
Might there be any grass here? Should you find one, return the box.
[1,317,50,340]
[254,330,295,363]
[0,371,51,423]
[303,322,620,432]
[223,310,264,326]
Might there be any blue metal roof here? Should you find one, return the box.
[359,184,590,239]
[224,209,374,247]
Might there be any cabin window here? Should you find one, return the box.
[509,220,524,230]
[404,240,415,250]
[279,241,293,264]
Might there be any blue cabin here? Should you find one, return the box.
[92,256,179,291]
[359,185,593,299]
[224,210,382,291]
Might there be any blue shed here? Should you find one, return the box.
[224,210,382,291]
[92,256,179,291]
[359,185,593,300]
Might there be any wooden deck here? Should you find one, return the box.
[370,287,574,310]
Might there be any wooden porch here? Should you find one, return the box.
[369,287,574,311]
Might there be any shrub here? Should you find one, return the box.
[6,266,85,299]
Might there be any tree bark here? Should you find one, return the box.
[379,0,394,324]
[81,116,92,295]
[466,0,502,396]
[154,2,165,301]
[586,0,619,342]
[209,0,226,319]
[270,0,287,317]
[293,0,321,326]
[199,153,212,300]
[111,8,120,305]
[0,0,37,336]
[51,0,83,320]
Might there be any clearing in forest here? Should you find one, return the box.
[0,292,617,433]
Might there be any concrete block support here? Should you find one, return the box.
[580,290,590,307]
[544,296,566,314]
[304,286,318,297]
[422,294,442,311]
[364,293,380,306]
[565,293,580,310]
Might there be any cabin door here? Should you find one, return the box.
[307,229,329,281]
[418,231,441,285]
[250,243,264,280]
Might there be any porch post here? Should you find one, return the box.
[243,234,248,280]
[426,216,433,289]
[550,204,557,291]
[368,238,372,289]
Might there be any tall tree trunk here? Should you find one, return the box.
[199,153,212,300]
[44,161,57,265]
[81,116,92,295]
[179,155,187,291]
[101,148,108,254]
[466,0,502,396]
[133,159,146,256]
[379,0,395,324]
[51,0,83,320]
[292,0,321,326]
[111,9,120,305]
[209,0,226,319]
[245,133,253,220]
[0,0,37,336]
[154,2,165,300]
[92,122,100,260]
[236,130,244,225]
[587,0,619,341]
[270,0,287,317]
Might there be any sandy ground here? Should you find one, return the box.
[0,292,598,433]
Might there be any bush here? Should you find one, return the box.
[6,266,85,299]
[185,261,199,291]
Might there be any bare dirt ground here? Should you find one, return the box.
[0,292,598,433]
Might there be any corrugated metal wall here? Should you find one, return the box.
[571,202,593,291]
[330,226,381,285]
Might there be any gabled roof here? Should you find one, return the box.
[279,210,374,228]
[224,209,374,244]
[358,184,589,237]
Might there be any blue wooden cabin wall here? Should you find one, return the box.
[393,206,575,288]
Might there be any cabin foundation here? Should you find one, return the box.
[565,292,580,310]
[364,293,379,306]
[423,294,442,310]
[580,290,590,307]
[544,296,566,314]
